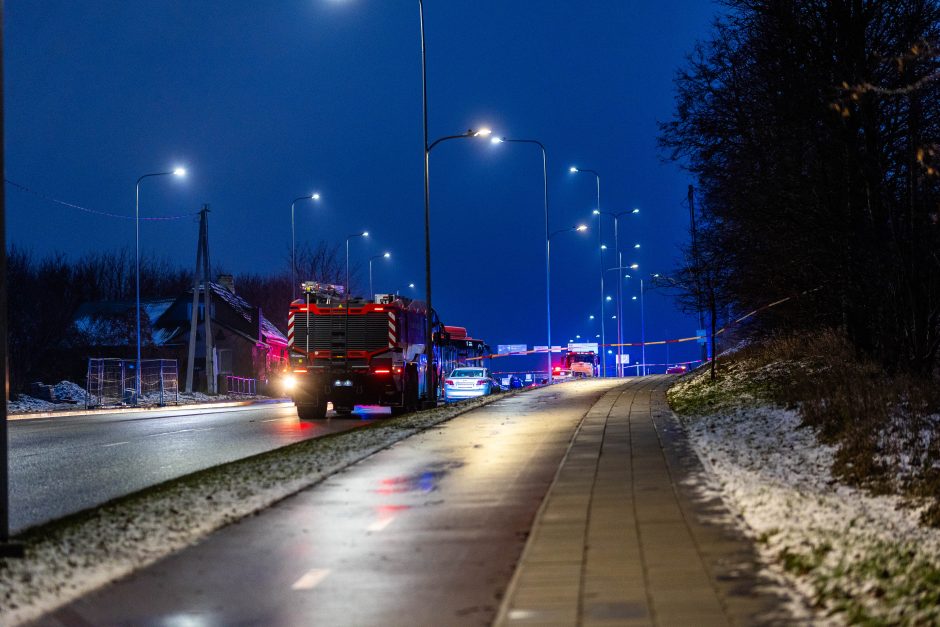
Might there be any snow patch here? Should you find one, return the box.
[682,405,940,624]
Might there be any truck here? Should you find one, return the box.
[565,342,599,377]
[283,282,440,420]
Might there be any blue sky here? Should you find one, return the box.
[5,1,719,369]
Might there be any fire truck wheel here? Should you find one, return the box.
[296,399,327,420]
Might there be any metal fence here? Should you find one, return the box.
[86,358,180,408]
[224,376,256,396]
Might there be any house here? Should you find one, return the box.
[70,276,288,393]
[152,277,288,391]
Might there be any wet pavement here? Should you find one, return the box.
[33,377,791,626]
[10,403,379,533]
[36,379,623,626]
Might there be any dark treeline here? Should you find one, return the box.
[661,0,940,375]
[6,242,347,394]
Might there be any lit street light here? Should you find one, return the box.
[345,231,369,298]
[594,208,641,375]
[548,224,589,375]
[491,136,554,382]
[369,252,391,300]
[572,167,605,375]
[290,192,322,300]
[135,167,186,402]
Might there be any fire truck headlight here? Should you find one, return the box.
[282,374,298,391]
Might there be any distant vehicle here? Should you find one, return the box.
[666,365,688,375]
[566,351,599,377]
[443,367,498,401]
[552,366,573,380]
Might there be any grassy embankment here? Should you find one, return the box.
[668,331,940,624]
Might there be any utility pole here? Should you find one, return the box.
[689,185,708,363]
[184,206,215,394]
[0,0,24,556]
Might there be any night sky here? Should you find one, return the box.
[6,1,718,370]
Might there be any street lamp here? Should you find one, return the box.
[423,127,491,401]
[548,224,589,378]
[369,252,391,300]
[135,167,186,402]
[490,136,553,381]
[594,208,641,376]
[290,192,322,300]
[571,167,604,375]
[345,231,369,298]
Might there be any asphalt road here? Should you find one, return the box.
[9,402,383,533]
[36,379,621,627]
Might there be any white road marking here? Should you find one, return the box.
[261,417,282,423]
[101,441,130,448]
[367,516,396,532]
[291,568,331,590]
[145,427,215,438]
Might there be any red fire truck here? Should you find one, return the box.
[283,283,439,420]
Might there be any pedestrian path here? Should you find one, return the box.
[495,376,791,626]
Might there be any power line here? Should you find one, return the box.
[5,179,200,221]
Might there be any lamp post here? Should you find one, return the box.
[423,127,491,402]
[369,252,391,301]
[345,231,369,298]
[594,209,641,376]
[570,167,604,376]
[548,224,589,378]
[491,136,552,381]
[135,167,186,402]
[290,193,321,300]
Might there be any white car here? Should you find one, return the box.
[443,367,498,401]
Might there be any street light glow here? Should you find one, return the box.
[312,193,321,200]
[491,137,504,144]
[630,263,639,269]
[601,244,607,250]
[632,296,638,300]
[408,283,415,288]
[592,209,600,215]
[589,315,595,320]
[634,243,641,248]
[576,224,588,231]
[606,296,612,301]
[569,166,578,173]
[173,167,186,177]
[632,208,640,214]
[383,252,391,258]
[362,231,370,237]
[474,128,492,137]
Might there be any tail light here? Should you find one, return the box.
[444,379,455,386]
[374,368,391,375]
[553,366,561,372]
[475,380,487,386]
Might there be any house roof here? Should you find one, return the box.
[205,282,287,344]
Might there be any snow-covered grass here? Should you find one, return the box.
[669,338,940,624]
[7,380,274,416]
[0,386,534,626]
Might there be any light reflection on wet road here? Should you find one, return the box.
[10,403,381,533]
[37,380,623,627]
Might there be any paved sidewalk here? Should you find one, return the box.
[495,376,791,626]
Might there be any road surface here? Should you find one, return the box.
[36,379,623,626]
[10,402,382,533]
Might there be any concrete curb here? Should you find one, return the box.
[7,398,293,421]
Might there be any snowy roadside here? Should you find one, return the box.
[0,385,544,626]
[671,376,940,624]
[8,380,274,416]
